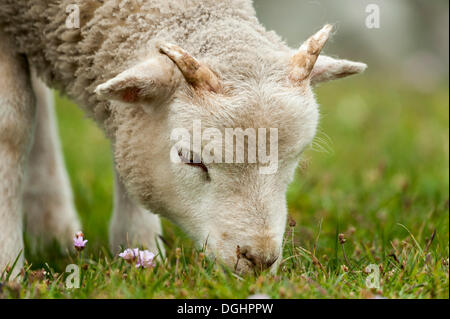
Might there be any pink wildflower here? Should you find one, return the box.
[118,248,140,263]
[73,231,88,251]
[119,248,155,269]
[136,250,156,269]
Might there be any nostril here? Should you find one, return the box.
[239,246,257,266]
[243,252,257,266]
[238,246,279,270]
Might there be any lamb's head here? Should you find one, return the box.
[95,25,366,274]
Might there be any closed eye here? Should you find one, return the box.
[186,162,209,173]
[178,149,209,174]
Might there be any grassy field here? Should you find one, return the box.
[1,77,448,299]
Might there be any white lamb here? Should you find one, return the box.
[0,0,366,275]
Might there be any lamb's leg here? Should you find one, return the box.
[0,33,36,276]
[109,168,165,256]
[22,73,81,251]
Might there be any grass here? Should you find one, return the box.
[0,77,448,299]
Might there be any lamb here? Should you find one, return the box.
[0,0,366,275]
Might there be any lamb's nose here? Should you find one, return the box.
[239,245,279,271]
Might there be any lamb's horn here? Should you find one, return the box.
[290,24,333,83]
[159,43,221,93]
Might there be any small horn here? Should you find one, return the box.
[290,24,333,83]
[159,43,221,93]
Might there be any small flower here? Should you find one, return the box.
[341,264,349,272]
[288,216,297,227]
[136,250,156,269]
[338,233,346,245]
[73,231,88,251]
[118,248,140,263]
[119,248,156,269]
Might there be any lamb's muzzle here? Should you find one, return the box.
[238,245,279,272]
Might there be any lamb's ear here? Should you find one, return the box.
[310,55,367,85]
[95,56,178,104]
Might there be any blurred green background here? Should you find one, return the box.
[51,0,448,265]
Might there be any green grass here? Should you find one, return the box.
[1,77,448,299]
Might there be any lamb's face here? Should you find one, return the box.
[96,25,366,273]
[166,84,319,273]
